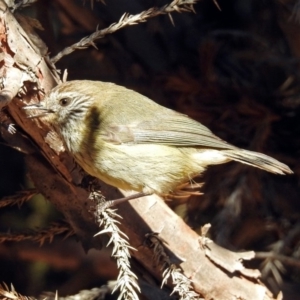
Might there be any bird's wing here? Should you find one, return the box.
[100,112,237,150]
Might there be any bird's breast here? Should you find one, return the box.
[71,140,205,194]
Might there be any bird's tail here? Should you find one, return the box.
[223,149,293,175]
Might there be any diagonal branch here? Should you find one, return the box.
[0,189,38,208]
[0,222,74,245]
[51,0,198,63]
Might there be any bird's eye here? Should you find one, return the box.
[59,98,71,107]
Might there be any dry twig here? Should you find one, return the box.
[146,233,202,300]
[0,282,35,300]
[0,222,74,245]
[40,286,112,300]
[94,195,140,300]
[51,0,198,63]
[0,189,38,208]
[256,252,300,269]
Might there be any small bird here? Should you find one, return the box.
[24,80,292,195]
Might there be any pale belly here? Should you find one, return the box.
[73,142,204,194]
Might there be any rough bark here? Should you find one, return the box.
[0,1,278,299]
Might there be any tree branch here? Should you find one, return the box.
[51,0,198,63]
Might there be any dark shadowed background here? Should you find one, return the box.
[0,0,300,298]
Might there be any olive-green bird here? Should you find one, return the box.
[24,80,292,194]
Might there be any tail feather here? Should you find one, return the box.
[223,149,293,175]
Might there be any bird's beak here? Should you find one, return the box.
[23,103,55,118]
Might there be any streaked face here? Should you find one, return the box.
[24,83,92,128]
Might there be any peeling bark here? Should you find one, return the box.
[0,1,278,299]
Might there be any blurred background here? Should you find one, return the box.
[0,0,300,298]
